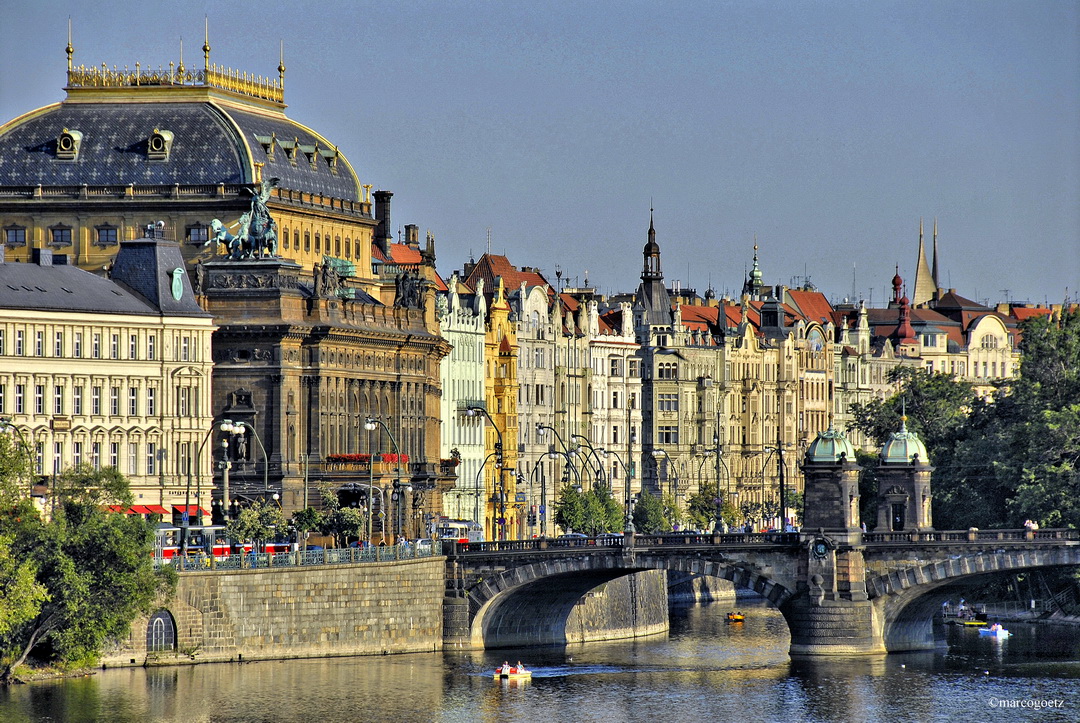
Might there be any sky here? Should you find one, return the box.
[2,1,1078,307]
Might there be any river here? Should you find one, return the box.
[2,598,1077,722]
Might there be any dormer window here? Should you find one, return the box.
[299,143,317,169]
[320,146,339,175]
[281,137,298,164]
[95,224,118,246]
[147,129,173,161]
[56,128,82,160]
[49,224,73,247]
[255,132,277,162]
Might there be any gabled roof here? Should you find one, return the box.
[462,254,549,296]
[786,289,835,325]
[372,242,422,265]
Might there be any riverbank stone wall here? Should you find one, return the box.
[102,558,445,668]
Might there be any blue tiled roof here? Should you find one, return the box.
[0,101,360,201]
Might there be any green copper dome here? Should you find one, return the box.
[881,418,929,465]
[805,427,856,464]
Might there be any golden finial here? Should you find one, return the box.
[66,17,73,70]
[254,161,264,183]
[202,17,211,71]
[178,37,185,76]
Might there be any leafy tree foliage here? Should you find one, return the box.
[849,309,1080,532]
[0,465,173,682]
[686,481,721,531]
[553,484,621,535]
[0,533,46,641]
[316,487,366,546]
[554,484,586,533]
[632,492,670,534]
[226,500,286,552]
[291,506,323,549]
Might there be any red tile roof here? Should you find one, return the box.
[372,242,422,265]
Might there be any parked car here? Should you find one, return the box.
[554,533,590,547]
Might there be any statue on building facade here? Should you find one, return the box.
[207,176,280,260]
[395,269,422,309]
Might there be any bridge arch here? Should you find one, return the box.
[462,552,797,649]
[868,546,1080,651]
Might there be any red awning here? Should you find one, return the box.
[106,504,126,513]
[144,504,169,515]
[130,505,152,514]
[172,505,210,516]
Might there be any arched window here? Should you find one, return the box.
[146,610,177,652]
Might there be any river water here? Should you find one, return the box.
[2,598,1077,722]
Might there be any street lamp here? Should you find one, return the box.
[233,421,269,496]
[652,448,681,528]
[599,447,634,537]
[466,405,506,541]
[475,451,498,537]
[364,417,403,543]
[571,434,607,491]
[183,419,242,555]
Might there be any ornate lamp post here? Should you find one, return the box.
[466,405,506,540]
[571,434,607,491]
[599,447,635,537]
[364,417,403,543]
[232,421,269,497]
[184,419,242,555]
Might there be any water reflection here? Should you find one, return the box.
[2,599,1078,722]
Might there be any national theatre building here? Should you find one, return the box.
[0,35,452,538]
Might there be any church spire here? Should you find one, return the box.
[912,218,936,306]
[641,207,662,282]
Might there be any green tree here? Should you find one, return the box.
[686,481,720,531]
[554,484,586,534]
[291,506,323,550]
[316,488,365,547]
[579,486,622,535]
[0,466,173,682]
[0,533,46,641]
[632,492,669,534]
[226,500,286,553]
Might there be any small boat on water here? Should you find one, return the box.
[960,620,988,627]
[494,662,532,680]
[727,612,745,623]
[979,625,1011,639]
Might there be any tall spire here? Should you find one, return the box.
[641,207,662,282]
[912,218,936,306]
[931,218,939,290]
[278,40,286,88]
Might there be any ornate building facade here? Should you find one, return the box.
[0,41,451,533]
[0,234,214,518]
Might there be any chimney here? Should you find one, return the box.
[373,190,393,256]
[404,224,420,249]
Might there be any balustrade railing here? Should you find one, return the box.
[162,540,442,572]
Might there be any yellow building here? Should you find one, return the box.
[0,234,215,518]
[481,277,520,539]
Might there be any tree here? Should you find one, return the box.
[686,481,720,531]
[291,506,323,550]
[0,533,46,642]
[0,465,173,682]
[315,488,365,547]
[554,484,586,534]
[226,500,286,553]
[632,492,669,534]
[580,486,622,535]
[847,366,975,454]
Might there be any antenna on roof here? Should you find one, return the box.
[486,227,492,256]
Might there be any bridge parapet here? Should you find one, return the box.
[863,528,1079,546]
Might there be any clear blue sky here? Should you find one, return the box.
[3,1,1077,307]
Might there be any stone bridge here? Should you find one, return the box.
[442,528,1080,656]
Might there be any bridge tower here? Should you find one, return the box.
[875,417,934,532]
[784,428,884,654]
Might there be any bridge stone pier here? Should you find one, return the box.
[444,426,1080,656]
